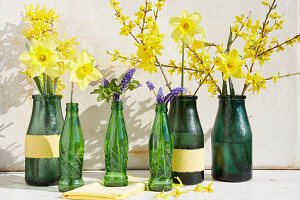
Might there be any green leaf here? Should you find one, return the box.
[226,27,233,53]
[46,75,54,95]
[33,77,43,95]
[53,77,58,95]
[25,43,30,51]
[228,77,235,96]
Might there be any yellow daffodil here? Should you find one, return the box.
[169,9,204,45]
[66,50,103,90]
[19,38,64,78]
[215,49,245,81]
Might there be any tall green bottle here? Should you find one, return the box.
[58,103,84,192]
[104,101,128,187]
[25,95,63,186]
[211,95,252,182]
[168,95,204,185]
[148,103,173,192]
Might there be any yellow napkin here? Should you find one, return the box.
[62,176,148,200]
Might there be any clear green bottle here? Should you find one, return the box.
[104,101,128,187]
[212,95,252,182]
[58,103,84,192]
[148,103,173,192]
[25,95,63,186]
[168,95,204,185]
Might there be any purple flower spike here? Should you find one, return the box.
[113,92,120,102]
[104,79,109,88]
[120,68,137,92]
[138,83,142,87]
[156,87,164,104]
[146,81,155,91]
[164,87,185,104]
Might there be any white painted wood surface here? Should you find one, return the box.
[0,170,300,200]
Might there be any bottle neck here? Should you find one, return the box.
[66,103,79,115]
[155,103,167,113]
[111,101,123,111]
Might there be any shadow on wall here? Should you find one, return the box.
[0,13,31,171]
[0,15,31,115]
[0,123,24,171]
[81,67,153,170]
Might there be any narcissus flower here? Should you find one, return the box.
[169,9,204,45]
[19,38,64,78]
[66,50,103,90]
[215,49,245,81]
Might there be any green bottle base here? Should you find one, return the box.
[25,158,60,186]
[104,172,128,187]
[212,171,252,182]
[58,178,84,192]
[148,178,173,192]
[172,171,204,185]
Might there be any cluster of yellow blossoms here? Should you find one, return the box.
[109,0,166,73]
[21,4,79,95]
[153,177,214,199]
[109,0,299,96]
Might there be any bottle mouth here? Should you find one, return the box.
[32,95,62,100]
[111,100,123,110]
[66,103,79,111]
[173,95,198,101]
[218,95,246,100]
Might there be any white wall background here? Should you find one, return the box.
[0,0,299,171]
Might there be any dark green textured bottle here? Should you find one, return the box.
[58,103,84,192]
[25,95,63,186]
[168,95,204,185]
[104,101,128,187]
[148,103,173,192]
[212,95,252,182]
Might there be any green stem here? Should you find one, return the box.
[181,41,185,90]
[228,77,235,95]
[46,75,54,95]
[221,73,228,96]
[71,82,74,104]
[53,77,58,95]
[43,73,47,96]
[33,77,44,95]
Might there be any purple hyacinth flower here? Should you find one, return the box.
[146,81,155,91]
[113,92,120,102]
[104,79,109,88]
[164,87,185,104]
[120,68,137,92]
[156,87,164,104]
[138,83,142,87]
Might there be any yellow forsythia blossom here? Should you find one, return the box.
[245,72,266,94]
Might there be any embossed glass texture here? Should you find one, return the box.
[59,103,84,192]
[104,101,128,187]
[148,103,173,192]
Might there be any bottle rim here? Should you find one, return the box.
[32,94,62,100]
[173,95,198,101]
[218,95,246,100]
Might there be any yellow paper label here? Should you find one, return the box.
[172,148,205,172]
[25,135,60,158]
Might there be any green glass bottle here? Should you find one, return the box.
[212,95,252,182]
[25,95,63,186]
[168,95,204,185]
[148,103,173,192]
[58,103,84,192]
[104,101,128,187]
